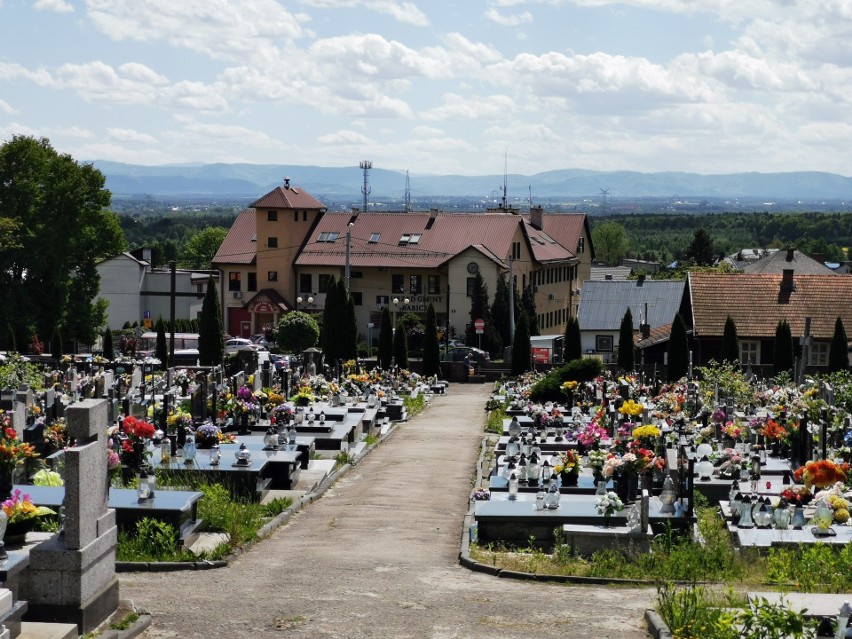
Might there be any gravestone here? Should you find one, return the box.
[129,367,141,392]
[101,371,114,396]
[19,398,120,633]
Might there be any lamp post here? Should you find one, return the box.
[392,297,409,329]
[296,296,313,313]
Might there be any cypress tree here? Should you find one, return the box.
[828,316,849,372]
[667,313,689,381]
[617,308,635,372]
[199,275,224,366]
[52,326,63,359]
[102,327,113,359]
[510,311,532,376]
[321,275,339,363]
[392,319,408,368]
[721,316,739,365]
[343,294,358,361]
[773,319,794,376]
[378,305,393,368]
[521,284,539,336]
[491,273,511,347]
[422,303,440,377]
[564,315,582,362]
[155,317,168,369]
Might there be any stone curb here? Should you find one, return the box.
[117,395,420,572]
[644,609,672,639]
[90,613,152,639]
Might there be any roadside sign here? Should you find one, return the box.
[474,318,485,334]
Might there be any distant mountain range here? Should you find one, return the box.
[92,160,852,204]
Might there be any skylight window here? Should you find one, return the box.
[317,231,340,243]
[399,234,411,246]
[369,232,380,243]
[408,233,421,245]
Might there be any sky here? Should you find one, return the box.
[1,0,851,177]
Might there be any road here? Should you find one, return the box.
[121,383,654,639]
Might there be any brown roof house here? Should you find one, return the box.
[213,180,594,346]
[685,270,852,373]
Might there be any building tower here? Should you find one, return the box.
[360,160,372,213]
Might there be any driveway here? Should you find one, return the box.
[121,384,654,638]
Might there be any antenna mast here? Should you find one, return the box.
[501,149,508,210]
[404,170,412,212]
[360,160,372,213]
[600,187,609,214]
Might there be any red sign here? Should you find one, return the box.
[474,318,485,333]
[531,347,550,363]
[253,301,275,313]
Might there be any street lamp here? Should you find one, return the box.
[296,296,313,312]
[392,297,409,329]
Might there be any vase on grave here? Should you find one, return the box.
[560,471,579,487]
[616,472,638,503]
[0,468,12,501]
[3,519,35,546]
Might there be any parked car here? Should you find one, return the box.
[225,338,262,354]
[268,353,292,372]
[440,346,490,363]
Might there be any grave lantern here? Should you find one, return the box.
[728,479,740,503]
[210,443,221,466]
[146,471,157,499]
[508,416,522,438]
[544,474,560,509]
[528,453,541,486]
[659,475,676,514]
[508,473,518,500]
[264,426,278,450]
[696,455,714,481]
[137,471,150,501]
[838,600,852,639]
[235,442,252,466]
[183,434,197,464]
[505,437,519,459]
[737,495,754,528]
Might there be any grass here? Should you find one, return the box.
[403,393,426,416]
[470,504,852,593]
[110,612,139,631]
[485,403,507,435]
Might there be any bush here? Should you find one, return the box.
[528,358,604,402]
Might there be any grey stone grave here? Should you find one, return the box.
[19,398,120,633]
[129,366,141,392]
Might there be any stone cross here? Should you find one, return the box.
[129,366,142,391]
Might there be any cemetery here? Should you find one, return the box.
[0,351,436,638]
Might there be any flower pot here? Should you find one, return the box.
[0,470,13,501]
[3,520,35,546]
[560,472,579,487]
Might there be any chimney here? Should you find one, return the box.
[641,323,651,339]
[786,247,795,262]
[636,274,646,285]
[426,208,438,230]
[530,205,543,230]
[284,176,291,189]
[605,274,612,281]
[781,268,795,292]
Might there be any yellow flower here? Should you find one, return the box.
[632,425,661,440]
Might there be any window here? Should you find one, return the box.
[376,295,389,309]
[578,237,585,253]
[247,272,257,292]
[369,232,380,243]
[303,211,307,221]
[596,335,613,352]
[351,292,362,306]
[810,342,829,367]
[466,277,476,297]
[427,275,440,294]
[391,274,404,294]
[267,210,277,221]
[399,234,411,246]
[409,233,421,245]
[228,272,241,291]
[317,232,339,243]
[319,274,332,293]
[512,241,521,260]
[267,271,278,282]
[410,274,422,294]
[351,271,363,279]
[268,237,278,248]
[739,341,760,366]
[299,273,312,293]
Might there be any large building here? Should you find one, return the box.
[213,179,593,346]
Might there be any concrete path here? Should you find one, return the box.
[120,384,654,638]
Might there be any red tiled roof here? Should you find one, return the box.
[688,272,852,339]
[250,185,326,210]
[635,323,674,349]
[213,209,256,265]
[295,211,574,269]
[533,213,588,256]
[522,219,575,263]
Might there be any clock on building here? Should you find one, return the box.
[467,262,479,274]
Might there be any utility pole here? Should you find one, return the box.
[345,222,353,294]
[169,261,176,369]
[509,255,516,343]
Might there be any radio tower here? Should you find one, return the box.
[360,160,372,212]
[500,149,508,210]
[404,170,412,212]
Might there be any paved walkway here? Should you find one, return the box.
[121,384,654,638]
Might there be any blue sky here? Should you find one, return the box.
[1,0,850,177]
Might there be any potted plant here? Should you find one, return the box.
[2,489,56,545]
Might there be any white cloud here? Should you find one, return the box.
[317,130,374,145]
[107,128,156,143]
[421,93,516,121]
[34,0,74,12]
[299,0,429,26]
[484,7,533,26]
[0,98,15,115]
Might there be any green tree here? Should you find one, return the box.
[773,319,794,376]
[684,228,714,266]
[51,326,63,359]
[617,308,635,372]
[179,227,229,269]
[721,316,740,365]
[521,284,539,337]
[155,317,168,369]
[102,327,114,359]
[510,311,532,376]
[321,275,340,364]
[592,221,630,266]
[422,303,440,377]
[392,320,408,368]
[343,294,358,361]
[667,313,689,381]
[828,316,849,373]
[491,273,511,347]
[564,316,582,362]
[378,305,393,369]
[0,136,124,351]
[465,272,502,354]
[198,275,224,366]
[276,311,319,354]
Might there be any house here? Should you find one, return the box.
[685,271,852,371]
[576,277,686,363]
[213,180,594,343]
[742,247,836,275]
[96,251,218,329]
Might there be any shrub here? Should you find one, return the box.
[528,358,603,402]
